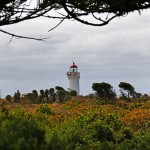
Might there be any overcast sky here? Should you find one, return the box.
[0,10,150,97]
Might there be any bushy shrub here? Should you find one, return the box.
[93,121,114,142]
[0,110,47,150]
[117,131,150,150]
[0,97,149,150]
[47,125,85,150]
[36,104,53,115]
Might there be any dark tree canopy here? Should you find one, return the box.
[92,82,116,99]
[0,0,150,39]
[0,0,150,27]
[119,82,136,98]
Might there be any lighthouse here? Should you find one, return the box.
[67,62,80,95]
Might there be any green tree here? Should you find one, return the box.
[32,90,39,103]
[55,86,66,101]
[24,93,34,102]
[36,104,53,115]
[49,88,56,102]
[55,86,65,91]
[49,88,55,95]
[69,90,77,96]
[44,89,49,100]
[92,82,116,99]
[24,91,38,103]
[40,89,44,97]
[32,90,38,98]
[40,89,45,103]
[0,110,47,150]
[57,90,66,102]
[14,90,21,102]
[119,82,136,98]
[5,95,11,102]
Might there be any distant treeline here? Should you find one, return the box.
[5,86,77,103]
[5,81,149,103]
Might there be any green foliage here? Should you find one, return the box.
[92,82,116,99]
[57,90,66,102]
[55,86,65,91]
[44,89,49,101]
[93,121,114,142]
[49,88,55,94]
[0,97,150,149]
[32,90,38,97]
[24,93,36,103]
[36,104,53,115]
[0,109,47,150]
[32,90,39,102]
[119,82,136,98]
[5,95,11,102]
[69,90,77,96]
[117,131,150,150]
[14,90,21,102]
[49,88,56,102]
[40,89,44,97]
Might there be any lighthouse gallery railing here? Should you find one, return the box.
[67,72,80,77]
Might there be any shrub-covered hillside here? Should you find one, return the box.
[0,97,150,150]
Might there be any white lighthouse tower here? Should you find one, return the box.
[67,62,80,95]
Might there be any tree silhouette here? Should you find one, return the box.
[6,95,11,102]
[55,86,66,101]
[49,88,56,102]
[14,90,21,102]
[69,90,77,96]
[119,82,136,98]
[0,0,150,39]
[92,82,116,99]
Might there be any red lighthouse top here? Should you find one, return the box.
[70,62,78,68]
[67,62,80,77]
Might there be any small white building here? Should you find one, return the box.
[67,62,80,95]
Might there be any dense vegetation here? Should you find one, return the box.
[0,94,150,150]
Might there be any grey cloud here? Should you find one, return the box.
[0,10,150,97]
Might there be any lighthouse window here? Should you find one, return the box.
[70,68,78,72]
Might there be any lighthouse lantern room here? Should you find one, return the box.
[67,62,80,95]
